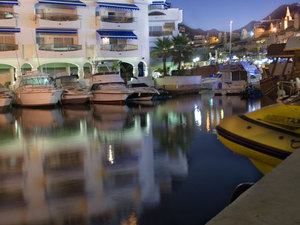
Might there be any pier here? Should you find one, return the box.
[206,149,300,225]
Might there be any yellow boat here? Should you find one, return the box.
[216,102,300,174]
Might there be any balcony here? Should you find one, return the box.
[38,12,79,21]
[0,11,17,27]
[36,12,81,29]
[38,43,82,51]
[100,16,134,23]
[100,44,138,52]
[0,43,18,51]
[97,16,136,30]
[149,31,173,37]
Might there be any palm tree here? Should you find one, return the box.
[171,34,194,73]
[151,37,173,76]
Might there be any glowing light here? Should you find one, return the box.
[220,109,224,119]
[193,57,200,63]
[108,145,114,164]
[194,105,202,127]
[102,37,109,45]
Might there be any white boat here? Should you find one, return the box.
[91,72,133,103]
[127,77,160,101]
[212,65,248,95]
[54,74,91,105]
[0,84,13,109]
[14,72,63,107]
[200,73,222,90]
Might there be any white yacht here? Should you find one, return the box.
[91,72,133,103]
[14,71,63,107]
[54,74,91,105]
[0,84,13,109]
[127,77,160,101]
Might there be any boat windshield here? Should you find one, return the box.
[20,77,50,86]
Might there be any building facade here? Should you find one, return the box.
[0,0,154,86]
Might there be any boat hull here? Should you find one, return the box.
[0,96,12,108]
[216,104,300,174]
[61,93,91,105]
[91,91,129,103]
[14,90,63,106]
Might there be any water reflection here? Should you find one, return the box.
[0,94,263,225]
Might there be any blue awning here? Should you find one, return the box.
[97,30,137,39]
[0,0,19,5]
[97,2,139,10]
[39,0,86,7]
[0,28,20,33]
[36,28,77,34]
[150,1,170,8]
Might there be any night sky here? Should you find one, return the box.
[170,0,298,31]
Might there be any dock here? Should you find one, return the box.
[206,149,300,225]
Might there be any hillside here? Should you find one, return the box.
[182,2,300,37]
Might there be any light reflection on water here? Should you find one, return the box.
[0,93,263,225]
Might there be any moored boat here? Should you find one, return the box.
[14,71,63,107]
[0,84,13,109]
[54,74,91,105]
[127,77,160,101]
[216,102,300,174]
[91,72,133,104]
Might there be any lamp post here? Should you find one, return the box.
[229,20,233,59]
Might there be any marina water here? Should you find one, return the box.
[0,92,264,225]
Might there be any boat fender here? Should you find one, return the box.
[229,182,254,204]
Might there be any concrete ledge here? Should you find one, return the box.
[206,149,300,225]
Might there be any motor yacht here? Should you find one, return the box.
[14,71,63,107]
[54,74,91,105]
[91,72,133,103]
[0,84,13,109]
[216,102,300,174]
[127,77,160,101]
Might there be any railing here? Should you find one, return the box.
[149,31,173,37]
[100,16,134,23]
[0,11,16,19]
[37,13,79,21]
[38,43,82,51]
[149,5,165,11]
[0,43,18,51]
[100,44,138,52]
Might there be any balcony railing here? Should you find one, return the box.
[38,43,82,51]
[0,43,18,51]
[100,16,134,23]
[149,31,173,37]
[0,11,16,19]
[37,13,79,21]
[100,44,138,51]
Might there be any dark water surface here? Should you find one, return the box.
[0,92,264,225]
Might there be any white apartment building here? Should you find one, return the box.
[0,0,182,86]
[148,0,182,73]
[0,0,152,86]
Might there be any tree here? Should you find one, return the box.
[150,37,173,76]
[171,34,194,73]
